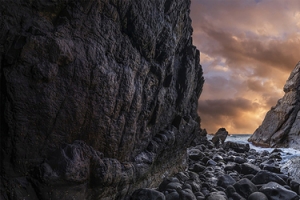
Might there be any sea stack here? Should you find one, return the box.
[249,61,300,149]
[0,0,204,199]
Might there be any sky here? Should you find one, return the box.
[190,0,300,134]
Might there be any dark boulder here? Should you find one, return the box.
[206,191,228,200]
[234,157,247,164]
[188,149,205,161]
[217,175,236,189]
[260,159,281,173]
[233,178,258,199]
[248,192,268,200]
[211,128,229,147]
[259,182,299,200]
[290,180,300,194]
[241,163,261,175]
[165,191,180,200]
[158,177,180,191]
[225,185,246,200]
[178,188,197,200]
[213,154,224,162]
[188,163,206,173]
[224,162,240,172]
[224,141,250,153]
[206,159,217,166]
[251,170,286,185]
[131,188,165,200]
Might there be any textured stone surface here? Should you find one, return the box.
[249,61,300,149]
[0,0,204,199]
[281,157,300,182]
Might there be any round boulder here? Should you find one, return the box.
[131,188,165,200]
[259,182,298,200]
[217,174,236,189]
[233,178,257,199]
[248,192,268,200]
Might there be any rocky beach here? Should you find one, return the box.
[1,0,300,199]
[130,129,300,200]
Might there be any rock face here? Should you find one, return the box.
[0,0,204,199]
[249,61,300,149]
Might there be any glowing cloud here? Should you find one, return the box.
[191,0,300,134]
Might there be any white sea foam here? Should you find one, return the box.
[207,134,300,165]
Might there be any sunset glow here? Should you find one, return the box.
[191,0,300,134]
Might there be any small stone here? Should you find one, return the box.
[269,152,282,161]
[189,163,206,173]
[131,188,165,200]
[248,192,268,200]
[206,159,217,166]
[217,175,236,189]
[178,188,197,200]
[165,182,182,190]
[224,162,240,172]
[158,177,180,191]
[234,156,247,164]
[213,154,224,162]
[261,150,270,157]
[188,149,205,161]
[225,185,246,200]
[224,141,250,153]
[165,191,180,200]
[241,163,261,175]
[206,191,228,200]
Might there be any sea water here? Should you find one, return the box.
[207,134,300,165]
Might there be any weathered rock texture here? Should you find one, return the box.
[249,61,300,149]
[0,0,204,199]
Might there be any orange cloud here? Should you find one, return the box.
[191,0,300,134]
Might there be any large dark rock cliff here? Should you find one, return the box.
[249,62,300,149]
[0,0,204,199]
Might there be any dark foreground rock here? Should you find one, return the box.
[259,182,298,200]
[249,61,300,149]
[131,138,300,200]
[0,0,204,199]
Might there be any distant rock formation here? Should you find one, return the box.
[212,128,229,146]
[249,61,300,149]
[0,0,204,199]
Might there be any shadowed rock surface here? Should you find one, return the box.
[0,0,204,199]
[249,61,300,149]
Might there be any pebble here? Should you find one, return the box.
[131,136,300,200]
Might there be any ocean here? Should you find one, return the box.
[207,134,300,166]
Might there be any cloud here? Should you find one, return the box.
[191,0,300,133]
[196,21,300,76]
[198,98,254,116]
[198,98,262,134]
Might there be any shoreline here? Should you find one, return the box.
[129,135,300,199]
